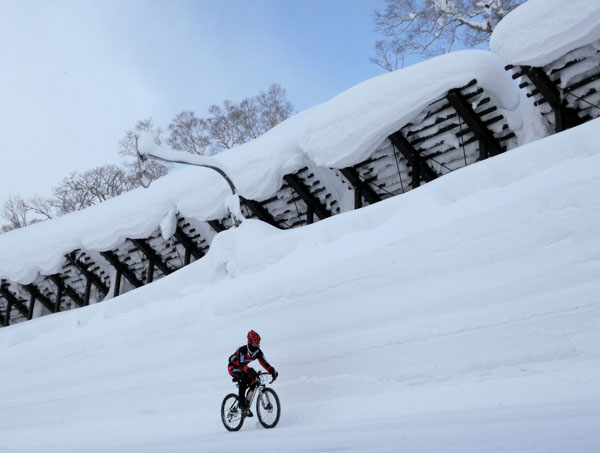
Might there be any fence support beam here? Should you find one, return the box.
[147,261,155,283]
[283,174,332,221]
[54,284,63,312]
[521,66,583,132]
[0,285,29,325]
[173,227,205,262]
[340,167,382,207]
[208,220,226,233]
[130,238,174,278]
[114,269,122,297]
[48,274,85,308]
[389,131,438,188]
[3,301,11,326]
[22,284,55,313]
[65,252,109,298]
[240,197,281,228]
[27,293,36,320]
[100,251,144,292]
[84,279,92,305]
[446,89,503,159]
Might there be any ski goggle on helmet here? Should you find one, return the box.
[247,330,261,347]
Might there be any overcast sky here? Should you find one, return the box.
[0,0,394,202]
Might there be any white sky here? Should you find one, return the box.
[0,0,388,201]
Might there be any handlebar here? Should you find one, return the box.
[256,371,277,385]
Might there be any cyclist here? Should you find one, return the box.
[228,330,278,416]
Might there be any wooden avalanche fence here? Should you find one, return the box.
[2,37,599,326]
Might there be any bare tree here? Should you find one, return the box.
[167,82,294,155]
[206,84,294,152]
[119,118,169,181]
[50,165,138,215]
[256,83,294,130]
[372,0,526,70]
[51,172,93,215]
[236,97,262,142]
[1,165,141,229]
[167,111,211,155]
[28,194,54,220]
[206,100,246,151]
[1,194,55,233]
[2,194,30,229]
[203,98,262,151]
[84,165,137,201]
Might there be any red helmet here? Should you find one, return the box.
[247,330,261,347]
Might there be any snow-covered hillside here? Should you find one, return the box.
[0,118,599,452]
[0,49,527,287]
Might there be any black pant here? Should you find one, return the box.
[232,368,257,408]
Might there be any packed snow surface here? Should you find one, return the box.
[0,120,599,451]
[491,0,600,66]
[0,50,528,285]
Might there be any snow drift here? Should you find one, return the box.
[490,0,600,66]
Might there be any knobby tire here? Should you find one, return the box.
[221,393,245,431]
[256,387,281,428]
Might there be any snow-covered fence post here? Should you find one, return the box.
[134,134,244,227]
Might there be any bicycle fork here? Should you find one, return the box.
[242,384,265,411]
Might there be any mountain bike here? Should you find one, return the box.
[221,371,281,431]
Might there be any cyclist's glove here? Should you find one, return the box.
[271,369,278,381]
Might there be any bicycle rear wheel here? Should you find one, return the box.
[221,393,245,431]
[256,388,281,428]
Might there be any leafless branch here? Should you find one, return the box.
[372,0,526,70]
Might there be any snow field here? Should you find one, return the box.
[0,120,599,451]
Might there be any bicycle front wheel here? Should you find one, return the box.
[221,393,244,431]
[256,387,281,428]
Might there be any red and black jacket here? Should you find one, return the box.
[228,344,274,376]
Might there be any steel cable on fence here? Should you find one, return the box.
[561,89,600,112]
[457,115,468,167]
[391,144,406,194]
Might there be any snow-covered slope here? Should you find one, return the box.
[0,119,599,452]
[0,50,530,286]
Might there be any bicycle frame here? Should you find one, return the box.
[222,370,280,431]
[243,372,272,409]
